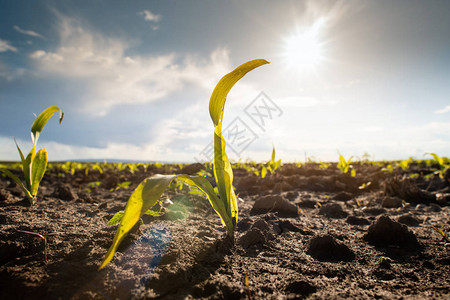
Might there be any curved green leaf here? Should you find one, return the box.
[209,59,270,126]
[99,174,177,269]
[30,148,48,198]
[99,173,233,269]
[209,59,269,231]
[31,106,64,145]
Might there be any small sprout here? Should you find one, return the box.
[433,227,448,243]
[245,272,252,300]
[110,181,131,192]
[425,153,450,180]
[319,160,330,169]
[260,146,281,178]
[337,153,355,176]
[358,182,372,190]
[398,157,413,171]
[0,106,63,204]
[17,230,61,263]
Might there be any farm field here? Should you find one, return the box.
[0,160,449,299]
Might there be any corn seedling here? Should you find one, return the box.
[398,157,413,171]
[98,59,269,269]
[260,146,281,178]
[110,181,131,192]
[0,106,63,204]
[337,153,356,177]
[319,160,331,169]
[426,153,450,180]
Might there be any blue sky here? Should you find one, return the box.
[1,0,449,162]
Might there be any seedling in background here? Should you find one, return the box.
[0,106,63,204]
[319,160,331,169]
[337,153,356,177]
[398,157,413,171]
[98,59,269,270]
[261,146,281,178]
[426,153,450,180]
[110,181,131,192]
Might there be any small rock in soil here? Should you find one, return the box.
[0,189,10,201]
[362,207,387,216]
[346,215,370,226]
[238,228,266,249]
[53,183,77,201]
[272,182,293,193]
[381,196,403,208]
[297,199,316,209]
[285,280,317,297]
[251,219,275,240]
[364,215,421,249]
[435,193,450,205]
[319,203,348,218]
[334,191,353,201]
[427,203,442,212]
[250,195,298,217]
[397,214,420,227]
[236,217,252,232]
[279,220,303,233]
[307,234,355,261]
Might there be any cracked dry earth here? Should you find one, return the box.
[0,162,449,299]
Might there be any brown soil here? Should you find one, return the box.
[0,162,449,299]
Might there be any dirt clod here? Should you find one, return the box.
[364,215,421,249]
[307,234,355,261]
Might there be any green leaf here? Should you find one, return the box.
[0,168,33,200]
[261,166,267,178]
[30,148,48,199]
[143,209,165,217]
[14,138,34,190]
[271,147,276,163]
[209,59,270,126]
[107,211,124,226]
[99,174,233,269]
[208,59,269,235]
[31,106,64,146]
[428,153,444,166]
[99,174,177,269]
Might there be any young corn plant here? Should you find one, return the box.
[337,153,356,177]
[260,146,281,178]
[0,106,63,204]
[98,59,269,270]
[426,153,450,180]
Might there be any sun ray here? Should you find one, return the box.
[282,18,327,74]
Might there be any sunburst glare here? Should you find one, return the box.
[282,18,328,74]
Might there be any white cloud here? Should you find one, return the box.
[13,25,45,39]
[435,105,450,114]
[29,16,232,116]
[139,10,162,22]
[0,39,17,52]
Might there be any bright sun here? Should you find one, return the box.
[282,19,326,73]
